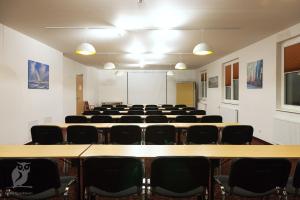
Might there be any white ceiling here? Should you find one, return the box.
[0,0,300,70]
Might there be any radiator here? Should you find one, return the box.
[219,106,239,123]
[273,117,300,144]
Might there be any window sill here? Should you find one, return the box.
[276,108,300,115]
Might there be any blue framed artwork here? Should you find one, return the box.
[247,59,263,89]
[28,60,49,89]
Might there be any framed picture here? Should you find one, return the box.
[208,76,218,88]
[28,60,49,89]
[247,59,263,89]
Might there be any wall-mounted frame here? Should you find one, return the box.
[28,60,49,89]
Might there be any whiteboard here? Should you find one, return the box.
[128,72,167,104]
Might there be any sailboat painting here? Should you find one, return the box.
[28,60,49,89]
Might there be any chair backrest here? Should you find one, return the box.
[145,110,163,115]
[110,125,142,144]
[132,104,144,109]
[161,104,173,108]
[0,159,61,195]
[83,157,143,196]
[116,105,127,108]
[127,110,144,115]
[145,115,168,123]
[170,110,186,115]
[111,107,124,111]
[182,107,196,111]
[145,125,176,145]
[293,160,300,189]
[129,107,144,110]
[151,157,210,197]
[67,125,98,144]
[221,125,253,144]
[65,115,88,123]
[200,115,222,123]
[101,105,113,108]
[90,115,113,123]
[146,104,158,108]
[82,111,100,115]
[145,107,158,110]
[103,110,120,115]
[174,104,187,108]
[120,116,143,123]
[186,125,218,144]
[175,115,198,123]
[31,125,63,144]
[228,158,291,193]
[188,110,206,115]
[93,107,107,111]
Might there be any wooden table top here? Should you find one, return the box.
[84,115,204,119]
[56,122,239,129]
[0,145,91,158]
[81,145,300,159]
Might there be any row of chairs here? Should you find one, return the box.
[1,157,299,199]
[85,109,206,115]
[65,115,221,123]
[31,124,252,145]
[96,104,188,109]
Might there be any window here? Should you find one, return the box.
[281,37,300,108]
[200,71,207,100]
[224,59,239,102]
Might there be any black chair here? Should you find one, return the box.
[0,158,75,199]
[175,115,198,122]
[145,107,158,111]
[145,104,158,108]
[102,110,120,115]
[166,107,178,111]
[161,104,173,109]
[174,104,187,108]
[170,110,186,115]
[31,125,63,144]
[110,125,142,144]
[201,115,222,123]
[120,116,143,123]
[129,107,144,111]
[189,110,206,115]
[116,105,127,108]
[150,157,210,198]
[127,110,144,115]
[101,105,113,108]
[93,107,107,111]
[111,107,124,111]
[145,125,176,144]
[67,125,98,144]
[145,110,163,115]
[145,115,168,123]
[186,125,218,144]
[83,157,144,199]
[215,158,291,199]
[182,107,196,111]
[90,115,113,123]
[65,115,88,123]
[286,160,300,197]
[221,125,253,144]
[132,104,144,109]
[82,110,100,115]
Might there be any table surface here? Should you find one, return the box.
[81,144,300,159]
[84,115,204,119]
[0,145,91,158]
[55,122,239,129]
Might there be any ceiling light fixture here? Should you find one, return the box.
[103,62,116,69]
[175,62,187,70]
[167,70,174,76]
[75,42,96,55]
[193,42,213,55]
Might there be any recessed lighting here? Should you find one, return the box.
[103,62,116,69]
[175,62,187,70]
[75,43,96,55]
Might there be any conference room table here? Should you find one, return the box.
[84,114,204,119]
[1,144,300,200]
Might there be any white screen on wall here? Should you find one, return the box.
[128,72,166,104]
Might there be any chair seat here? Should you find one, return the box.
[215,175,277,197]
[286,177,300,195]
[87,186,140,197]
[10,176,76,200]
[152,186,205,197]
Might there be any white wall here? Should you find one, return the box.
[0,24,63,144]
[198,22,300,144]
[97,70,197,105]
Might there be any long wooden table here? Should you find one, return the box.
[56,122,239,129]
[84,114,204,119]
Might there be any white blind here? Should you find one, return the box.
[128,72,166,104]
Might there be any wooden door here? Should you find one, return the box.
[76,74,84,115]
[176,82,195,107]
